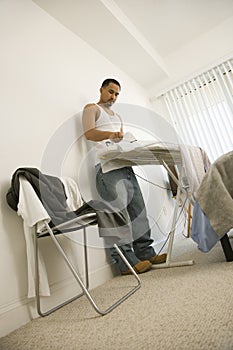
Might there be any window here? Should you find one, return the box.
[163,59,233,161]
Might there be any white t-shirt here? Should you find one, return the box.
[92,104,122,165]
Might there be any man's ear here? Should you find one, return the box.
[100,87,103,94]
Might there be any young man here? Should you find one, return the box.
[82,78,166,275]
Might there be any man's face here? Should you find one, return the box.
[100,83,120,106]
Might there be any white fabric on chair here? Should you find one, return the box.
[17,176,83,298]
[17,177,51,297]
[60,177,83,211]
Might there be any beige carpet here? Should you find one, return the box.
[1,235,233,350]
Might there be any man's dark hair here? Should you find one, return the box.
[101,78,121,90]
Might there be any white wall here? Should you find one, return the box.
[0,0,176,337]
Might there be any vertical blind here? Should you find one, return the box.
[163,58,233,162]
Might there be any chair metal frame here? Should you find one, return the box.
[34,214,141,317]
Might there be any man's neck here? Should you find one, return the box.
[98,102,112,109]
[97,102,114,115]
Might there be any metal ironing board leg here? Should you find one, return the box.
[153,163,194,269]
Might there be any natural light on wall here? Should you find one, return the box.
[163,58,233,162]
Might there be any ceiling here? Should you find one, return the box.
[33,0,233,94]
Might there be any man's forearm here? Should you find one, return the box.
[84,128,121,142]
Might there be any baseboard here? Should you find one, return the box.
[0,297,32,338]
[0,262,117,338]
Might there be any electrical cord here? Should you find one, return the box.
[148,195,188,255]
[135,170,189,245]
[134,172,172,191]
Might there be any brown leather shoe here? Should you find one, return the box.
[121,260,152,275]
[149,253,167,264]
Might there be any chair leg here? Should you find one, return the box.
[220,234,233,262]
[34,227,87,317]
[35,221,141,317]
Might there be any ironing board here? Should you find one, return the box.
[98,141,194,269]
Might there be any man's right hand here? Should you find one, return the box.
[109,131,124,143]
